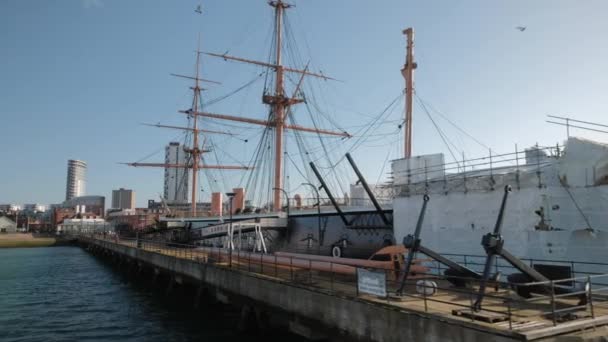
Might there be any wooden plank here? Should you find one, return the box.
[452,309,509,323]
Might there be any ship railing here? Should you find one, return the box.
[393,143,569,196]
[77,233,608,331]
[165,197,392,219]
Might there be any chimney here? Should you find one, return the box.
[211,192,223,216]
[232,188,245,213]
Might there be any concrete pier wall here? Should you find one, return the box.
[82,239,603,342]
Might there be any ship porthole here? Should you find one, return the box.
[331,245,342,258]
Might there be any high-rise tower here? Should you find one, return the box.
[66,159,87,201]
[111,188,135,209]
[163,142,188,203]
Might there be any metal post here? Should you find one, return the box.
[309,259,312,284]
[356,268,360,296]
[462,152,467,193]
[507,300,513,330]
[551,280,557,326]
[330,262,334,292]
[443,162,448,195]
[273,187,290,241]
[302,182,322,246]
[536,143,542,189]
[489,148,495,190]
[588,275,595,318]
[226,192,235,268]
[423,280,428,312]
[385,269,390,304]
[515,144,520,190]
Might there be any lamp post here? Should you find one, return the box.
[226,192,236,265]
[273,187,290,242]
[302,183,321,249]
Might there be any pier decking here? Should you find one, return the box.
[78,235,608,341]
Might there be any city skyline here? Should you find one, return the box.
[2,1,608,207]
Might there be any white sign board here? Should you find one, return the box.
[357,268,387,297]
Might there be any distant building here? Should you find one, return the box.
[164,142,188,203]
[63,195,105,217]
[0,204,23,212]
[147,199,211,216]
[0,216,17,233]
[23,204,47,213]
[111,188,135,209]
[66,159,87,201]
[106,208,159,231]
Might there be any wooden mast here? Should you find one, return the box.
[194,0,351,212]
[189,48,201,216]
[271,0,286,213]
[401,27,416,158]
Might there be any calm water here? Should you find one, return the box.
[0,247,299,342]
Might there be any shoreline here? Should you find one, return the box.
[0,233,64,248]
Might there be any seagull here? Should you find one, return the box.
[515,26,526,32]
[195,4,202,14]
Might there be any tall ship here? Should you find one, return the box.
[125,0,398,258]
[124,1,608,269]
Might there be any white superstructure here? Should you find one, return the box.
[392,137,608,264]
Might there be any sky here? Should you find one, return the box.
[2,0,608,207]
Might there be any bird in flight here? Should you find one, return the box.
[195,4,202,14]
[515,26,526,32]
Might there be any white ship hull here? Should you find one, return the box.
[392,137,608,274]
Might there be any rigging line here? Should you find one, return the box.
[207,140,229,191]
[286,152,311,182]
[345,90,404,155]
[209,140,250,167]
[415,94,490,151]
[413,99,462,158]
[558,177,594,231]
[134,131,186,163]
[205,73,264,107]
[416,95,461,168]
[375,145,396,187]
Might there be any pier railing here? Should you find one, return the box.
[78,234,608,331]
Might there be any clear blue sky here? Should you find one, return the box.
[2,0,608,207]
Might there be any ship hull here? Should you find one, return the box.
[164,208,394,259]
[393,185,608,274]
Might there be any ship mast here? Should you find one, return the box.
[271,0,286,214]
[124,48,251,217]
[402,27,416,158]
[189,48,202,216]
[187,0,351,211]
